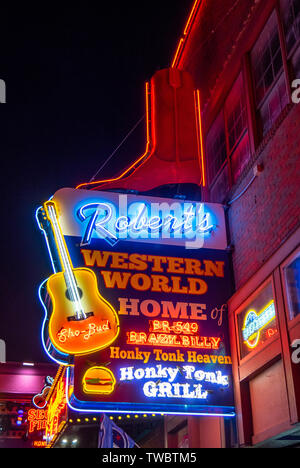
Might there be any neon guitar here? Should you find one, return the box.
[43,200,119,356]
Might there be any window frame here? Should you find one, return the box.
[206,68,251,201]
[250,10,285,109]
[204,5,294,203]
[205,108,228,186]
[280,247,300,331]
[250,7,291,138]
[279,0,300,61]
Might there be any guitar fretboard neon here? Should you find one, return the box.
[45,201,86,320]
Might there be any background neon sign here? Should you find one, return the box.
[242,301,276,349]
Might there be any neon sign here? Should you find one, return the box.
[46,372,68,445]
[149,320,199,334]
[77,200,214,246]
[127,331,221,349]
[119,364,229,400]
[82,367,116,395]
[37,188,234,416]
[57,320,111,344]
[33,441,47,448]
[49,188,228,251]
[42,201,120,356]
[32,376,53,409]
[242,300,276,348]
[28,409,48,433]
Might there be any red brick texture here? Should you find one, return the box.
[228,104,300,289]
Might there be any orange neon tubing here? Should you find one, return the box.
[184,0,201,35]
[171,0,203,69]
[171,38,184,69]
[76,82,154,190]
[194,89,206,187]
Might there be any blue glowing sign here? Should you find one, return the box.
[37,187,234,417]
[51,188,227,250]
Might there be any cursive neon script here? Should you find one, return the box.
[242,301,276,348]
[77,199,214,246]
[57,321,110,343]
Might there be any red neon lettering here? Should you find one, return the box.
[149,320,199,335]
[28,409,48,433]
[127,331,221,350]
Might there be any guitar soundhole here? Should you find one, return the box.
[67,312,94,322]
[65,287,83,301]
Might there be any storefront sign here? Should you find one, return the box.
[45,369,68,445]
[237,283,278,359]
[37,188,234,416]
[242,301,276,348]
[28,408,48,433]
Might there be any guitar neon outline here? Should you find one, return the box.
[40,200,120,356]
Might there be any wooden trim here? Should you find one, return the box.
[280,247,300,324]
[229,293,253,446]
[273,267,299,424]
[242,54,259,154]
[252,419,293,445]
[239,342,282,381]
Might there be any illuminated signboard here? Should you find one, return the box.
[45,368,68,446]
[37,188,234,416]
[237,283,278,359]
[27,376,54,447]
[242,301,276,349]
[28,408,48,434]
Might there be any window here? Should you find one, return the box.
[224,73,251,184]
[210,164,230,204]
[237,282,278,359]
[251,11,289,136]
[206,73,251,202]
[281,0,300,56]
[292,44,300,76]
[283,252,300,320]
[281,0,300,81]
[206,112,227,185]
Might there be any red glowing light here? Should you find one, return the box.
[28,409,48,433]
[149,320,199,335]
[194,89,206,186]
[76,82,153,190]
[127,330,221,350]
[171,0,203,69]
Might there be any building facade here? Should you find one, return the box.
[168,0,300,448]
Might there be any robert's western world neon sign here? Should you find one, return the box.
[36,188,234,416]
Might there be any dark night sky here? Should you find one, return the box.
[0,2,191,362]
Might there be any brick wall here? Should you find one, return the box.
[181,0,300,290]
[180,0,255,108]
[228,104,300,289]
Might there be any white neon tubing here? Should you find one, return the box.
[47,205,86,320]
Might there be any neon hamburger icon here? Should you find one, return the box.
[83,367,116,394]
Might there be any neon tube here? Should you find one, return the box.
[76,82,153,190]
